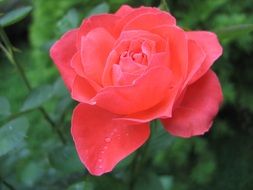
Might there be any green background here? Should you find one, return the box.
[0,0,253,189]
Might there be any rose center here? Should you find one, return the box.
[120,50,147,66]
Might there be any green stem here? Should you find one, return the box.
[1,109,35,123]
[0,177,15,190]
[0,27,66,144]
[128,120,156,190]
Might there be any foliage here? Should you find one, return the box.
[0,0,253,189]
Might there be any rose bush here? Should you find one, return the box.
[50,5,223,176]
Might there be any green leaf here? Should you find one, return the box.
[92,176,127,190]
[52,77,68,98]
[149,120,174,152]
[0,117,29,156]
[134,172,164,190]
[68,181,94,190]
[56,9,79,35]
[0,96,11,117]
[19,161,45,187]
[48,145,83,173]
[87,2,109,17]
[216,24,253,42]
[0,6,32,27]
[21,85,53,111]
[159,0,170,12]
[160,175,173,190]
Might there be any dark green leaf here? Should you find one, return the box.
[56,9,79,35]
[19,162,45,187]
[52,77,68,98]
[134,172,164,190]
[160,175,173,190]
[68,181,94,190]
[87,2,109,17]
[21,85,53,111]
[48,145,83,173]
[149,120,174,152]
[0,96,11,117]
[216,24,253,42]
[159,0,170,11]
[92,176,127,190]
[0,6,32,27]
[0,117,29,156]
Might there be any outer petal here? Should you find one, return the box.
[50,29,78,91]
[77,14,120,46]
[162,70,223,137]
[122,13,176,32]
[187,31,223,83]
[114,6,175,36]
[93,67,173,115]
[81,28,115,85]
[182,39,206,87]
[71,103,150,176]
[115,5,134,17]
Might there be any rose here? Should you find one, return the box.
[50,5,223,176]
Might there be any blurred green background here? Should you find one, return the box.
[0,0,253,189]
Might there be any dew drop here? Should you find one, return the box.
[91,101,97,105]
[113,129,118,132]
[98,158,102,162]
[104,146,108,150]
[104,137,111,143]
[126,133,129,136]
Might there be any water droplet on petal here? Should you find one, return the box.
[104,146,108,150]
[98,158,102,162]
[113,129,118,132]
[104,137,111,143]
[126,133,129,136]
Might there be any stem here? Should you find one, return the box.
[1,109,35,123]
[128,121,155,190]
[0,27,66,144]
[0,177,15,190]
[39,107,66,144]
[12,56,32,91]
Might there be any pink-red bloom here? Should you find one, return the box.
[50,5,223,176]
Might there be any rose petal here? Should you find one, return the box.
[102,50,119,86]
[183,39,206,87]
[186,31,223,83]
[122,13,176,32]
[162,70,223,137]
[50,29,77,91]
[77,14,120,47]
[116,86,179,124]
[71,52,85,77]
[81,28,115,85]
[114,7,175,36]
[116,30,165,51]
[71,103,150,176]
[115,5,134,17]
[93,67,173,115]
[71,75,98,102]
[112,64,141,86]
[151,25,188,81]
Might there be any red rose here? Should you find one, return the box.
[50,5,223,176]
